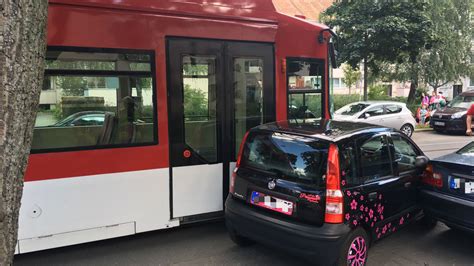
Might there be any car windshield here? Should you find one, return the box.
[335,103,370,116]
[448,95,474,109]
[457,142,474,155]
[242,132,329,186]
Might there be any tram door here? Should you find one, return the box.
[167,38,275,219]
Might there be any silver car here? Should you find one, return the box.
[333,101,416,137]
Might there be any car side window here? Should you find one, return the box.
[359,135,392,181]
[339,141,359,186]
[385,105,402,114]
[391,134,418,173]
[363,105,384,118]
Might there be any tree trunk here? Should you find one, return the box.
[363,57,368,101]
[407,62,418,103]
[0,1,48,265]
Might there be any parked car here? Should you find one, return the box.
[52,111,109,127]
[419,141,474,233]
[333,101,416,137]
[225,119,428,265]
[429,90,474,133]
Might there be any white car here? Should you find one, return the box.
[333,101,416,137]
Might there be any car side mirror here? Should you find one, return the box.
[415,155,429,169]
[364,113,370,119]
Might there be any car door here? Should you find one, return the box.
[360,104,385,126]
[383,104,403,129]
[388,133,423,210]
[353,134,412,239]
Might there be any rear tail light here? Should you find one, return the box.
[230,168,237,194]
[236,131,249,168]
[325,143,344,223]
[422,164,443,188]
[231,131,249,194]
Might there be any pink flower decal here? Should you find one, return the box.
[341,180,346,186]
[365,217,369,222]
[345,213,350,220]
[387,223,391,228]
[365,207,368,212]
[374,217,377,222]
[346,190,352,197]
[360,195,364,201]
[377,233,382,239]
[360,205,364,211]
[375,227,379,233]
[400,217,405,225]
[382,225,387,234]
[371,222,374,227]
[380,215,384,221]
[350,199,358,210]
[353,220,358,226]
[369,209,374,219]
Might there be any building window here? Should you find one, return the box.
[287,58,324,119]
[32,47,157,152]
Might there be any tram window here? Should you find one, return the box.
[287,58,324,119]
[31,48,156,152]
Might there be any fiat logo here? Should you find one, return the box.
[268,180,276,190]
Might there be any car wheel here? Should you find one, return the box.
[337,228,369,266]
[227,228,254,247]
[400,124,414,137]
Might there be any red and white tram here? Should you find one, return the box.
[18,0,334,253]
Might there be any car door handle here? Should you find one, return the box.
[368,192,378,201]
[404,182,412,188]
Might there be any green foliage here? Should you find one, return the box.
[420,0,473,90]
[332,94,361,110]
[56,76,87,96]
[183,84,208,120]
[321,0,432,69]
[342,64,361,93]
[368,84,389,100]
[321,0,433,101]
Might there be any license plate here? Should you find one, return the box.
[250,191,294,215]
[465,182,474,194]
[434,121,445,126]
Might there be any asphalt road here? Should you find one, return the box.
[412,130,472,158]
[14,130,474,266]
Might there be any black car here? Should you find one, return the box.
[53,111,110,127]
[420,142,474,233]
[430,90,474,133]
[225,119,429,265]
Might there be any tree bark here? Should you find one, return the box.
[0,1,48,265]
[407,62,418,103]
[363,57,368,101]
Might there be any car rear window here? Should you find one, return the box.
[457,142,474,155]
[241,131,329,186]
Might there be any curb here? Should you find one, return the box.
[415,127,433,132]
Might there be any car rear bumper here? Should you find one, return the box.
[420,189,474,232]
[225,195,351,264]
[430,118,465,132]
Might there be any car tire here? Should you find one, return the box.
[400,124,414,137]
[420,214,438,229]
[227,228,254,247]
[337,227,369,266]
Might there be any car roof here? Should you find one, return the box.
[347,101,406,106]
[460,90,474,96]
[252,119,395,142]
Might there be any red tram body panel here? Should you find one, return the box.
[19,0,332,253]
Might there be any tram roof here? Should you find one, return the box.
[49,0,328,31]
